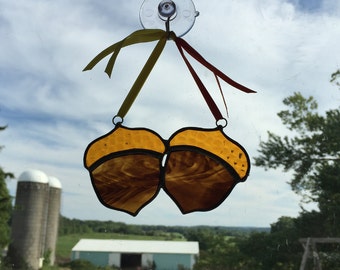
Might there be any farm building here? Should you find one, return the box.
[71,239,199,269]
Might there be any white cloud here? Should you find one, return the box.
[1,0,339,227]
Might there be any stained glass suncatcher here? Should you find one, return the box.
[84,125,250,216]
[83,1,256,216]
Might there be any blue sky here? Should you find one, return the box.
[287,0,320,11]
[1,0,340,227]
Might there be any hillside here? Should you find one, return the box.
[56,216,270,265]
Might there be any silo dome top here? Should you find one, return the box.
[49,176,62,189]
[18,169,49,184]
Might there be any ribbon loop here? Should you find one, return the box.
[174,38,256,94]
[117,35,167,118]
[83,29,166,77]
[175,40,223,121]
[83,29,256,122]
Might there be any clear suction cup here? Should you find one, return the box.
[140,0,199,37]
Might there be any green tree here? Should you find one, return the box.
[255,92,340,201]
[254,81,340,236]
[236,217,301,270]
[250,71,340,268]
[331,69,340,87]
[0,125,14,251]
[188,228,245,270]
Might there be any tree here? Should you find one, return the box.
[0,125,14,251]
[187,228,255,270]
[236,217,302,270]
[254,71,340,237]
[331,69,340,87]
[255,92,340,200]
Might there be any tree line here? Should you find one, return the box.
[59,214,339,269]
[58,215,268,238]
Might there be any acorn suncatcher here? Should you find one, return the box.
[83,0,256,216]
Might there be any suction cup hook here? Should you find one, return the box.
[158,0,177,20]
[140,0,199,37]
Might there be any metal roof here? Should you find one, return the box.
[48,176,62,189]
[72,239,199,255]
[18,169,49,184]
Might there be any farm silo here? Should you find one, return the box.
[44,176,62,266]
[9,169,49,270]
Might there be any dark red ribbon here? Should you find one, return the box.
[174,37,256,121]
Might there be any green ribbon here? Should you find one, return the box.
[83,29,256,120]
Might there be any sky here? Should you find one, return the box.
[0,0,340,228]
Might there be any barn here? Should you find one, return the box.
[71,239,199,270]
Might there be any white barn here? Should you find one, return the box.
[71,239,199,270]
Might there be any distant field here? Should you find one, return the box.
[56,232,184,261]
[55,223,269,265]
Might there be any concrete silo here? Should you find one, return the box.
[10,169,50,270]
[44,176,62,266]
